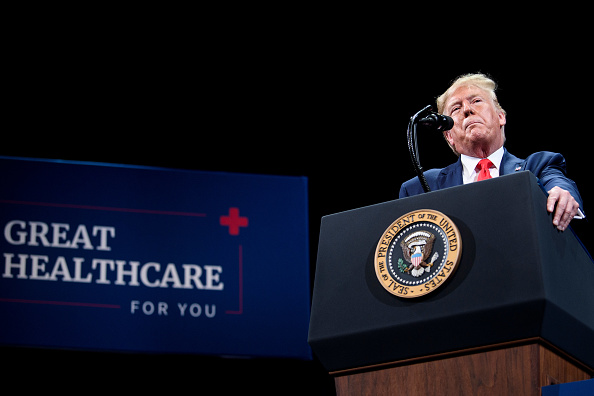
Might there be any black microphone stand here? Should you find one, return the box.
[407,105,434,193]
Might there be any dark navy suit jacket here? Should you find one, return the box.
[399,149,584,210]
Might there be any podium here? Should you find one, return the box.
[308,172,593,395]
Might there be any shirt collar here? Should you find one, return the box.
[460,146,505,179]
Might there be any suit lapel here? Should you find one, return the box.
[437,158,463,189]
[500,149,525,175]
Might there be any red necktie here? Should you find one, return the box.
[476,158,494,181]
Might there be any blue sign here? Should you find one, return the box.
[0,157,311,359]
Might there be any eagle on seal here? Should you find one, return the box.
[400,231,438,277]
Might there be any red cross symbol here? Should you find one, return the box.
[220,207,249,236]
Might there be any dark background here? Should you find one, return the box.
[4,16,592,395]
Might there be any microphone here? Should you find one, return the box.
[407,105,451,194]
[417,112,454,131]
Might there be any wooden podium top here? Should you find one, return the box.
[333,338,592,396]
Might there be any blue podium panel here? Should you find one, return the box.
[0,157,311,359]
[542,379,594,396]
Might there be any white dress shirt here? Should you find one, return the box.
[461,146,505,184]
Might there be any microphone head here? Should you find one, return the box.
[417,113,454,131]
[441,114,454,131]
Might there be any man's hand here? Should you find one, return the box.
[547,186,580,231]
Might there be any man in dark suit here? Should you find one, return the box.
[399,74,584,231]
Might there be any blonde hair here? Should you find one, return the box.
[437,73,506,115]
[437,73,506,156]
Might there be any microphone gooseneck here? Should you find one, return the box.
[406,106,453,194]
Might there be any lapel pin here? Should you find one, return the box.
[515,166,522,171]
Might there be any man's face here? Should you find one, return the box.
[443,85,506,157]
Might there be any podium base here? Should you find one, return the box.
[333,339,592,396]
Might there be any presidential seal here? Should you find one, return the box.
[374,209,462,298]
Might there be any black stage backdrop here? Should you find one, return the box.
[4,23,592,395]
